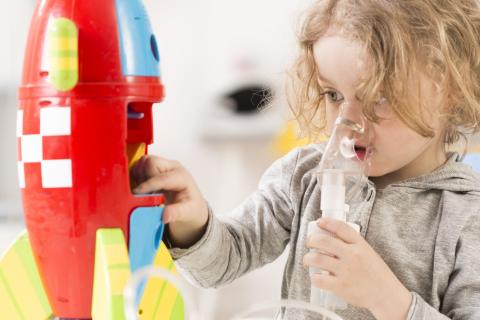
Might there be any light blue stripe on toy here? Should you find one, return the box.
[129,206,165,304]
[115,0,161,77]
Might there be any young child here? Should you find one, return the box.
[132,1,480,319]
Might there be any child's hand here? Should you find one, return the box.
[303,218,412,320]
[131,155,209,248]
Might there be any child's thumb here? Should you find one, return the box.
[162,203,187,224]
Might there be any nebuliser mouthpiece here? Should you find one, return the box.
[308,102,373,311]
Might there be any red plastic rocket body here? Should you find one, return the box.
[17,0,165,317]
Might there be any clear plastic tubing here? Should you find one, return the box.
[124,266,200,320]
[124,267,346,320]
[232,299,345,320]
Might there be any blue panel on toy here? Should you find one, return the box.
[115,0,161,76]
[129,206,164,303]
[463,154,480,172]
[129,206,164,272]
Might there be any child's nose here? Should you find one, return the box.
[339,101,366,130]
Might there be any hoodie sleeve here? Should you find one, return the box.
[407,213,480,320]
[166,147,300,288]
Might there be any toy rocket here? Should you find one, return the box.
[11,0,171,318]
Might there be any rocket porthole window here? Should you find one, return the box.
[150,35,159,62]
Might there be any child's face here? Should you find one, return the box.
[313,32,447,182]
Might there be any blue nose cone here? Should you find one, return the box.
[115,0,161,77]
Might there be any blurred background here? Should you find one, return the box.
[4,1,480,319]
[0,0,313,319]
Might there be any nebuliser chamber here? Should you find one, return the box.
[308,102,373,311]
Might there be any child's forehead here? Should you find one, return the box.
[313,33,371,88]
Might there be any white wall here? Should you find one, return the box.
[0,1,33,215]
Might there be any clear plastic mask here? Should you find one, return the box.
[317,102,374,219]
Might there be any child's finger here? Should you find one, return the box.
[304,252,342,276]
[163,200,209,224]
[162,203,188,224]
[131,155,182,186]
[317,218,360,244]
[310,272,337,292]
[132,170,187,194]
[306,233,348,258]
[142,155,182,176]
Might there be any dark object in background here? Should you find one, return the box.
[223,85,273,114]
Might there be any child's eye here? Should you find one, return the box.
[373,96,393,118]
[321,90,344,103]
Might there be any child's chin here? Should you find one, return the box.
[366,166,389,178]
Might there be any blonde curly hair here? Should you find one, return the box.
[288,0,480,145]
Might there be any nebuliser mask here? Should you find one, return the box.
[308,101,374,311]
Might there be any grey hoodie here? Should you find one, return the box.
[169,144,480,320]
